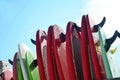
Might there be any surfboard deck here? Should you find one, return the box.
[89,16,107,79]
[80,15,92,80]
[17,53,23,80]
[86,15,103,79]
[47,26,59,80]
[18,43,30,80]
[36,30,47,80]
[13,52,18,80]
[52,25,69,80]
[98,27,120,79]
[25,51,40,80]
[66,22,84,80]
[98,27,113,79]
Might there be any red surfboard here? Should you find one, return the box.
[36,30,47,80]
[2,70,13,80]
[47,26,59,80]
[52,25,69,80]
[85,15,102,79]
[66,21,84,80]
[13,52,18,80]
[80,15,92,80]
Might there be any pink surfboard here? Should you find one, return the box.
[52,25,69,80]
[85,15,102,79]
[47,26,58,80]
[2,70,13,80]
[36,30,47,80]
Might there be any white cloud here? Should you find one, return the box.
[81,0,120,38]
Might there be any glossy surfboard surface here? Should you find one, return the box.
[52,25,69,80]
[47,26,59,80]
[86,15,102,79]
[25,51,40,80]
[17,53,23,80]
[89,16,107,79]
[36,30,47,80]
[98,27,113,79]
[18,43,30,80]
[2,70,13,80]
[66,22,83,80]
[80,15,91,80]
[107,51,120,78]
[99,28,120,78]
[13,52,18,80]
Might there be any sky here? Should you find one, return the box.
[0,0,120,67]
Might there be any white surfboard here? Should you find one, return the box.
[18,43,30,80]
[100,29,120,78]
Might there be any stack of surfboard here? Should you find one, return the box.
[29,15,120,80]
[11,43,40,80]
[5,14,120,80]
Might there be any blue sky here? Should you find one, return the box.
[0,0,86,61]
[0,0,120,67]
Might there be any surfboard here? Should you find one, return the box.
[47,26,59,80]
[52,25,69,80]
[36,30,48,80]
[80,15,92,80]
[66,21,84,80]
[25,51,40,80]
[85,15,102,79]
[98,27,113,79]
[13,52,18,80]
[18,43,30,80]
[89,16,107,79]
[2,70,13,80]
[17,52,24,80]
[98,27,120,79]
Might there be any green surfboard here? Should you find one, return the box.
[25,51,40,80]
[18,43,30,80]
[17,56,24,80]
[100,29,120,78]
[98,27,113,79]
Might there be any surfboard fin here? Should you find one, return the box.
[29,59,38,71]
[8,59,13,65]
[74,17,106,32]
[105,30,120,52]
[92,17,106,32]
[59,32,66,43]
[31,38,36,45]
